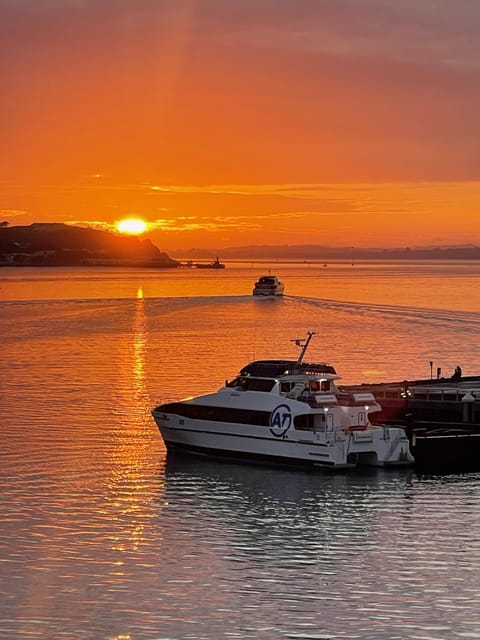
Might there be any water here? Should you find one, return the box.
[1,262,480,639]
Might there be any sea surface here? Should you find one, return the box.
[1,261,480,640]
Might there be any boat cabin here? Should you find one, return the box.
[224,358,379,431]
[252,275,285,296]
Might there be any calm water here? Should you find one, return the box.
[1,262,480,640]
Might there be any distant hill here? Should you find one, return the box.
[177,244,480,261]
[0,223,179,267]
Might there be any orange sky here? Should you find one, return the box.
[2,0,480,252]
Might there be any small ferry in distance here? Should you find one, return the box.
[195,257,225,269]
[151,332,413,470]
[252,275,285,296]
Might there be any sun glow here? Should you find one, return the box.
[116,218,147,235]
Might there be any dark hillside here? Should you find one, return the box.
[0,223,178,267]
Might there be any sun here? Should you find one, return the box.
[115,217,148,235]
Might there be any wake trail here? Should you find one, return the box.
[287,295,480,333]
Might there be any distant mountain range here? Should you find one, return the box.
[178,244,480,261]
[0,223,178,267]
[2,224,479,265]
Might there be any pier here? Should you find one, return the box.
[343,377,480,470]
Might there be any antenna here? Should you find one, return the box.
[291,331,316,366]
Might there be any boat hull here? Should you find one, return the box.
[252,288,284,296]
[152,411,413,470]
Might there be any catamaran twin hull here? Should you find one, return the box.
[152,396,413,470]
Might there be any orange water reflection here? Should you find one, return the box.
[108,289,166,556]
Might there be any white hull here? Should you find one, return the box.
[253,287,284,296]
[152,400,412,470]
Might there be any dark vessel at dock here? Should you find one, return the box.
[343,376,480,471]
[195,257,225,269]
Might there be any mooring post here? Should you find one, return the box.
[462,392,475,423]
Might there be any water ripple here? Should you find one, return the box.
[2,268,480,639]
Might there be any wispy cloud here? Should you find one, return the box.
[3,0,480,71]
[0,209,29,217]
[137,206,423,235]
[226,0,480,71]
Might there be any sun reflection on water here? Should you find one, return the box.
[108,292,166,556]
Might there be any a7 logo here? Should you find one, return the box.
[269,404,292,437]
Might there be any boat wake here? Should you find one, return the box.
[288,296,480,334]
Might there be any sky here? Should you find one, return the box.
[2,0,480,253]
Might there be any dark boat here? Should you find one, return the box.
[195,257,225,269]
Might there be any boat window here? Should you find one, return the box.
[159,402,271,426]
[245,378,276,392]
[321,381,330,392]
[310,381,320,392]
[227,377,275,392]
[294,414,316,431]
[226,376,245,388]
[294,414,326,430]
[315,414,326,427]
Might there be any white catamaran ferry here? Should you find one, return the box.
[151,333,413,470]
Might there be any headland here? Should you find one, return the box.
[0,223,179,268]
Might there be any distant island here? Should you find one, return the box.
[0,223,179,268]
[179,244,480,261]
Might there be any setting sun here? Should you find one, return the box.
[115,218,147,235]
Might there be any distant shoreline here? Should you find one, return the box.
[174,248,480,261]
[172,257,480,264]
[3,257,480,268]
[0,262,179,268]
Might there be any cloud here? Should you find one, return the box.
[68,219,115,232]
[224,0,480,71]
[0,209,29,217]
[3,0,480,71]
[2,0,480,195]
[142,204,416,235]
